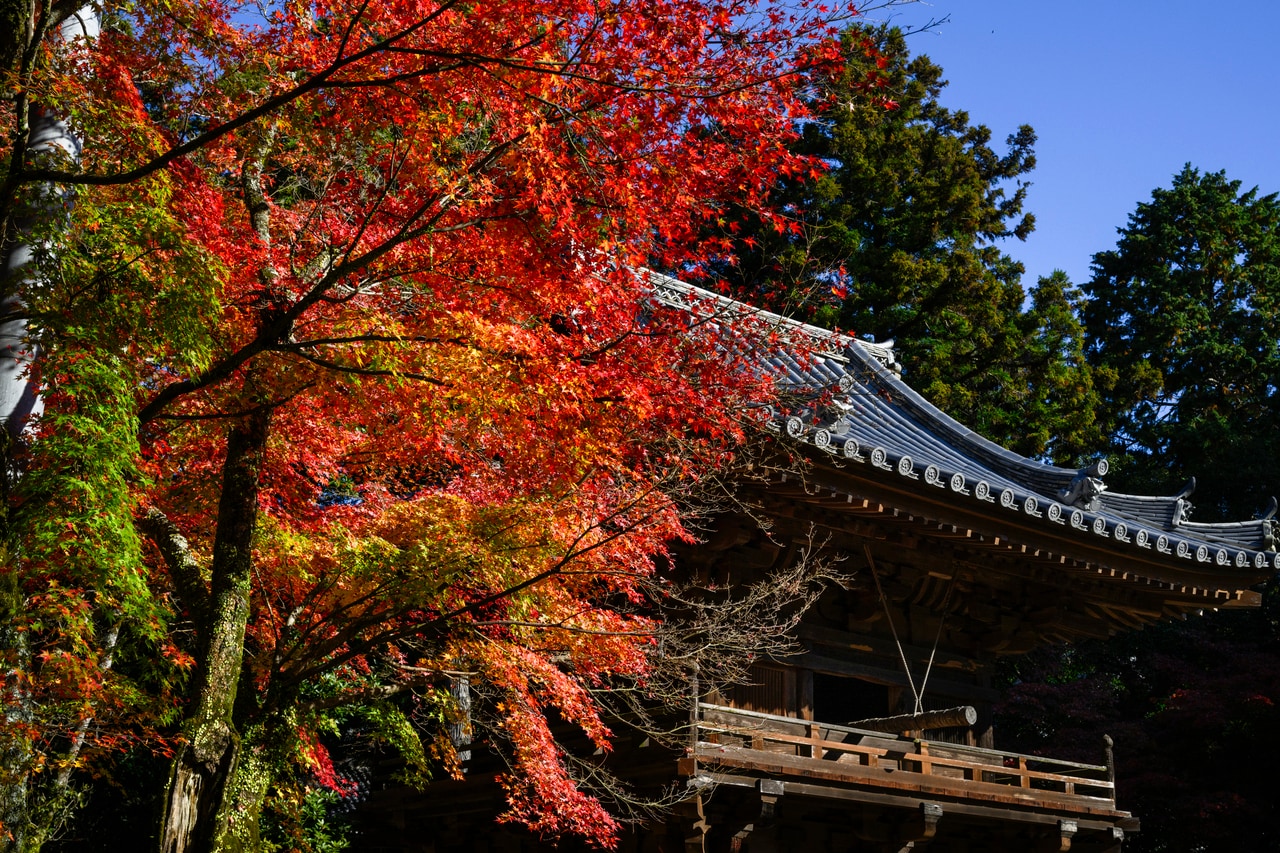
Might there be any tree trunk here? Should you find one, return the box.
[159,405,271,853]
[209,718,297,853]
[0,8,98,851]
[0,569,34,853]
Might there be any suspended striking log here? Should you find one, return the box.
[850,705,978,733]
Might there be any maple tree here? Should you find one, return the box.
[0,1,884,850]
[997,609,1280,853]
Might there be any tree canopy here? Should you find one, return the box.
[997,612,1280,853]
[1082,164,1280,519]
[0,2,868,850]
[706,24,1100,460]
[1000,165,1280,853]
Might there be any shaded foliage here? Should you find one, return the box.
[998,609,1280,853]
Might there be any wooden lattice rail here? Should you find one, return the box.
[696,703,1115,805]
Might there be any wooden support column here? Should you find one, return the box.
[894,802,943,852]
[1104,734,1116,785]
[798,669,814,721]
[680,793,708,853]
[976,666,995,748]
[1034,819,1077,852]
[728,779,784,853]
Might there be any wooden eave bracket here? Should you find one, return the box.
[757,778,784,823]
[729,780,785,850]
[1216,589,1264,608]
[1101,826,1126,853]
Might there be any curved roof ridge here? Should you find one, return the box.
[1176,518,1277,552]
[645,268,1097,500]
[838,339,1095,501]
[1094,486,1194,530]
[644,269,899,369]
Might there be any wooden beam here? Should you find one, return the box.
[798,653,1000,703]
[709,775,1132,832]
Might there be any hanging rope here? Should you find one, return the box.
[914,571,959,715]
[863,545,959,717]
[864,544,920,711]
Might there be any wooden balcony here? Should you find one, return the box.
[681,703,1134,848]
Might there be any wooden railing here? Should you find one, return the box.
[694,703,1116,807]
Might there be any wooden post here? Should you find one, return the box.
[1103,733,1116,804]
[798,669,814,721]
[806,722,823,760]
[682,792,709,853]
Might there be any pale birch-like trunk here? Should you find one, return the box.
[0,5,98,440]
[0,8,98,852]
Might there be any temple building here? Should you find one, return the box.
[363,275,1276,852]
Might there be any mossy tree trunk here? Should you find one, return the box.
[159,406,272,853]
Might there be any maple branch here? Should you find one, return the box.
[147,386,316,421]
[274,347,448,385]
[270,485,674,697]
[294,664,487,716]
[45,605,123,805]
[275,332,536,373]
[135,132,523,423]
[573,324,673,363]
[276,334,468,348]
[355,33,799,102]
[0,0,59,219]
[293,677,432,715]
[148,407,269,423]
[266,504,562,679]
[17,0,468,187]
[328,136,414,279]
[472,619,653,638]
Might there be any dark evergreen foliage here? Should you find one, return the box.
[1083,165,1280,520]
[1006,166,1280,853]
[708,25,1101,460]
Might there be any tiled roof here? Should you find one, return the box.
[648,271,1279,575]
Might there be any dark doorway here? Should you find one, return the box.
[812,673,891,725]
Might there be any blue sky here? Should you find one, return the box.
[858,0,1280,287]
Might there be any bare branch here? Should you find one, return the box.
[137,507,210,628]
